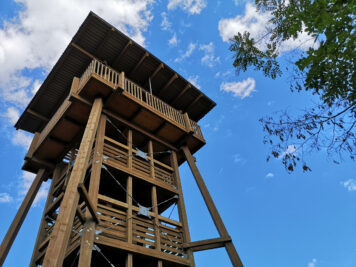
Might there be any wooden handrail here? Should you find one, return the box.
[78,59,204,140]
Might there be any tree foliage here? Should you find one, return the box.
[230,0,356,171]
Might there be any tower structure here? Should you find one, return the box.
[0,12,243,267]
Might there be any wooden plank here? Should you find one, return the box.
[126,253,133,267]
[183,237,231,252]
[113,40,132,66]
[42,98,103,267]
[181,146,243,267]
[30,166,61,267]
[27,109,50,123]
[0,169,46,266]
[77,183,99,224]
[171,84,191,106]
[171,151,195,267]
[130,52,149,75]
[95,235,190,266]
[25,132,40,160]
[70,93,178,151]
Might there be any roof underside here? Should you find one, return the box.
[16,12,216,133]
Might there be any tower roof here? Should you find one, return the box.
[16,11,216,133]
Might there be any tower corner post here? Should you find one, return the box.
[181,145,243,267]
[0,168,47,266]
[42,98,103,267]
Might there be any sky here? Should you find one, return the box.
[0,0,355,266]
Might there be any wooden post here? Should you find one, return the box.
[78,114,106,267]
[42,98,103,267]
[183,113,193,133]
[0,168,46,266]
[127,129,133,170]
[171,151,195,267]
[181,146,243,267]
[126,175,133,267]
[149,140,161,252]
[151,186,161,251]
[30,166,62,267]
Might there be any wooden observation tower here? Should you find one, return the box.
[0,12,243,267]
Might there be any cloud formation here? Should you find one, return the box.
[0,193,13,203]
[341,179,356,192]
[168,0,207,14]
[0,0,154,110]
[220,78,255,98]
[199,42,220,67]
[175,42,196,62]
[218,2,316,53]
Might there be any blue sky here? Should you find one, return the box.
[0,0,355,266]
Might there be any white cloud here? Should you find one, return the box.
[218,2,316,53]
[341,179,356,192]
[175,42,196,62]
[12,131,32,149]
[5,107,20,125]
[168,33,178,46]
[233,153,246,164]
[0,0,154,109]
[20,171,49,206]
[220,78,255,98]
[0,193,13,203]
[31,79,42,95]
[282,145,297,158]
[188,75,200,89]
[161,12,171,31]
[199,42,220,67]
[168,0,207,14]
[308,258,317,267]
[265,172,274,178]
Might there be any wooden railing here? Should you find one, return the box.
[102,136,175,187]
[159,218,184,256]
[96,194,184,258]
[78,59,204,140]
[190,119,203,138]
[125,79,186,127]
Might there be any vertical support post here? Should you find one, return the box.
[30,166,62,267]
[149,140,161,252]
[171,151,195,267]
[42,98,103,267]
[183,113,193,133]
[126,175,133,267]
[78,114,107,267]
[127,129,133,170]
[0,168,46,266]
[125,253,133,267]
[151,186,161,251]
[181,146,243,267]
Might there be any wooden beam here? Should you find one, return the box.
[71,42,100,62]
[149,63,164,82]
[153,121,167,135]
[77,183,99,224]
[171,84,191,105]
[183,94,202,113]
[30,167,61,267]
[95,28,115,56]
[113,40,132,66]
[27,109,49,122]
[42,98,103,267]
[181,146,243,267]
[0,168,46,266]
[129,52,149,76]
[78,114,106,267]
[183,237,232,252]
[76,207,86,225]
[171,151,195,267]
[69,93,178,151]
[158,73,178,96]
